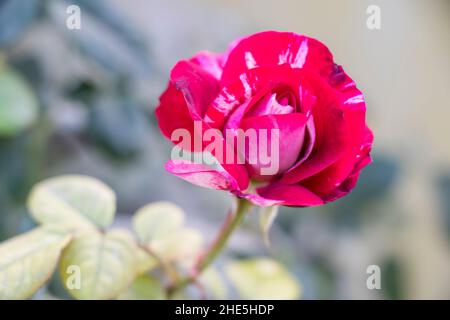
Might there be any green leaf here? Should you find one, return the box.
[118,275,165,300]
[199,268,227,300]
[60,229,138,300]
[132,201,184,245]
[225,258,301,300]
[132,202,203,262]
[152,227,203,263]
[135,247,158,275]
[28,175,116,232]
[0,67,38,136]
[259,206,279,247]
[0,227,71,300]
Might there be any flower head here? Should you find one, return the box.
[156,31,373,207]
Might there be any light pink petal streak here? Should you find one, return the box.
[165,160,239,191]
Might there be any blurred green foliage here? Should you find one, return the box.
[0,0,154,242]
[437,174,450,241]
[0,67,38,136]
[1,175,300,300]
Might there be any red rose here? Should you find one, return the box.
[156,31,373,207]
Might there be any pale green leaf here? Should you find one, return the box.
[60,229,138,300]
[28,175,116,231]
[132,202,203,262]
[0,227,71,300]
[135,247,158,275]
[0,67,38,136]
[151,227,203,262]
[132,201,184,245]
[118,274,165,300]
[259,206,279,247]
[199,268,227,299]
[225,258,301,300]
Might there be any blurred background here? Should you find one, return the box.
[0,0,449,299]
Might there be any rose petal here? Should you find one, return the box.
[302,120,373,195]
[170,60,220,120]
[247,93,294,117]
[205,65,304,129]
[221,31,333,86]
[155,59,221,147]
[239,113,308,179]
[165,160,239,191]
[321,152,373,203]
[155,83,196,141]
[190,51,227,80]
[280,72,350,184]
[257,183,324,206]
[234,192,283,207]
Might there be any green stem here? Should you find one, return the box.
[168,198,252,297]
[197,198,251,272]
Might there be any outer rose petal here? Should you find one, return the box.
[221,31,333,86]
[155,83,195,141]
[205,136,250,191]
[157,57,251,190]
[234,192,283,207]
[299,64,371,195]
[190,51,227,80]
[165,160,239,191]
[155,53,223,144]
[321,152,373,203]
[303,125,373,196]
[170,60,220,120]
[256,183,324,207]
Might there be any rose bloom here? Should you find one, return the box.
[156,31,373,207]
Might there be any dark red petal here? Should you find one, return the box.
[221,31,333,86]
[302,64,372,193]
[280,70,357,184]
[302,122,373,196]
[155,83,195,141]
[155,59,221,146]
[157,60,250,190]
[321,152,373,203]
[170,60,221,120]
[281,107,347,183]
[256,183,324,206]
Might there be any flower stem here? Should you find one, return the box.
[198,198,252,271]
[168,198,252,298]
